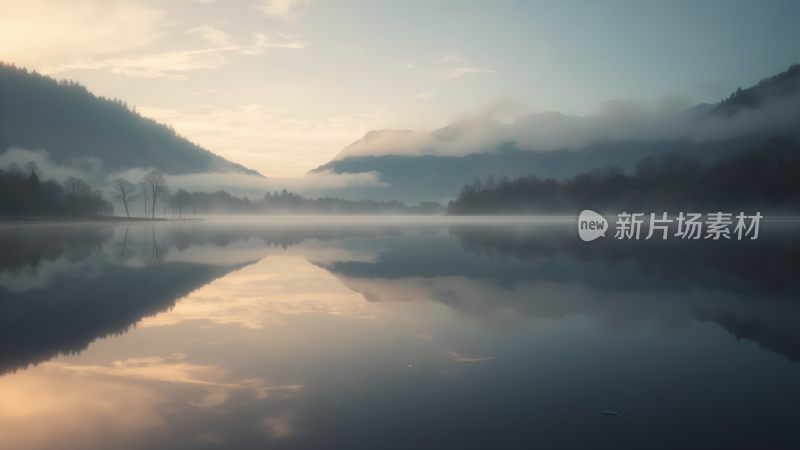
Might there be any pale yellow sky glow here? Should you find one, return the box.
[0,0,502,176]
[2,0,797,177]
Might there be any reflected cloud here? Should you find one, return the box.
[2,220,800,449]
[261,413,297,439]
[140,253,380,329]
[449,351,493,363]
[0,223,266,374]
[0,369,164,450]
[0,352,303,450]
[47,354,302,406]
[316,222,800,363]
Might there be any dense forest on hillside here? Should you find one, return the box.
[0,63,257,175]
[0,163,112,216]
[448,138,800,214]
[711,64,800,116]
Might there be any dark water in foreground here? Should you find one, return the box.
[1,217,800,450]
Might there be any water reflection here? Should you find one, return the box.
[320,222,800,361]
[0,224,259,375]
[1,218,799,449]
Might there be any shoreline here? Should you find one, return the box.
[2,214,799,227]
[0,215,171,225]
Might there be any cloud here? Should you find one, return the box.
[54,48,229,81]
[0,147,387,218]
[49,33,306,80]
[0,0,165,70]
[440,55,467,64]
[253,0,311,20]
[188,25,231,46]
[447,66,493,79]
[0,1,306,79]
[413,91,436,100]
[159,170,387,197]
[270,170,388,191]
[437,54,492,79]
[334,92,800,159]
[0,146,387,216]
[0,147,100,181]
[102,166,387,200]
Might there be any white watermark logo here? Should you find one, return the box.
[578,209,609,242]
[578,211,762,242]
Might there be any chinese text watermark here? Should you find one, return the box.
[578,210,762,242]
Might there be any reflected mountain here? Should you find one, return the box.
[4,219,800,377]
[0,224,260,374]
[0,220,434,375]
[314,221,800,362]
[3,219,800,449]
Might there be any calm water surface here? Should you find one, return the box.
[1,217,799,450]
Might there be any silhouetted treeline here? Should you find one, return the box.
[172,188,444,216]
[448,138,800,214]
[0,163,112,216]
[0,63,256,175]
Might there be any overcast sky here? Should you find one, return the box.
[1,0,799,176]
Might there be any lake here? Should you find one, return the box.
[1,217,799,450]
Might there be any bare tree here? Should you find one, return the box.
[112,178,137,217]
[142,171,167,218]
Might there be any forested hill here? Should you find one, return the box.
[711,64,800,116]
[447,138,800,214]
[0,63,259,175]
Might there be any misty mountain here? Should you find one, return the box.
[314,65,800,203]
[0,63,259,176]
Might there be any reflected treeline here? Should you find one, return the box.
[0,224,256,374]
[0,221,433,374]
[316,221,800,363]
[165,221,411,251]
[0,260,242,375]
[0,225,111,273]
[450,221,800,296]
[5,220,800,374]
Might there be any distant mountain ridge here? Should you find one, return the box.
[0,63,259,176]
[313,64,800,203]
